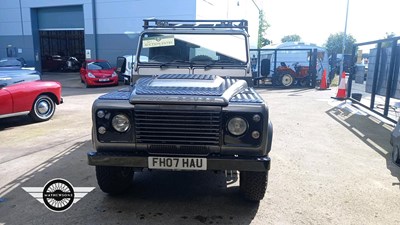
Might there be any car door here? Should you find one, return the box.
[0,85,13,116]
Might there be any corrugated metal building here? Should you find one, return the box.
[0,0,259,71]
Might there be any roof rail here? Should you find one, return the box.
[143,19,248,32]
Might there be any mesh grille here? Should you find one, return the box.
[134,108,221,146]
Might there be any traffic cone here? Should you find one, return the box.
[318,69,327,90]
[334,71,347,100]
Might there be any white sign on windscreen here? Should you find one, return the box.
[142,36,175,48]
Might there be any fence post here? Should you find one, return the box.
[370,42,382,109]
[383,40,398,116]
[311,49,317,87]
[347,45,357,98]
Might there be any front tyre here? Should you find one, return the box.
[29,95,56,122]
[280,74,294,87]
[95,166,133,194]
[240,171,268,201]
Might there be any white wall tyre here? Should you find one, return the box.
[29,95,56,122]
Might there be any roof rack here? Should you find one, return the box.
[143,19,248,32]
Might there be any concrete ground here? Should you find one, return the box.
[0,73,399,225]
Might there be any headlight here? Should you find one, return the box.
[227,117,248,136]
[88,72,95,78]
[111,114,130,132]
[112,72,117,77]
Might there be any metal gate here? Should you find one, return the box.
[347,36,400,123]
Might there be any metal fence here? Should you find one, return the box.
[250,48,319,88]
[348,36,400,123]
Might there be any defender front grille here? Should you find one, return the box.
[134,109,221,146]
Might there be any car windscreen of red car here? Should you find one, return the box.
[87,62,112,70]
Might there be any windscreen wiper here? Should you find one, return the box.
[159,60,193,69]
[204,60,236,70]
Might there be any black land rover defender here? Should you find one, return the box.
[87,19,273,201]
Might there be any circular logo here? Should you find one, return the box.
[42,178,75,212]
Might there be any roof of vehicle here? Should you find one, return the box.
[142,19,249,33]
[262,42,326,51]
[0,57,25,67]
[139,19,248,35]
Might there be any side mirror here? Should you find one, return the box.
[116,57,126,73]
[260,59,270,77]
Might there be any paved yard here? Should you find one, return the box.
[0,73,399,225]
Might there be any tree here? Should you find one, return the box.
[324,32,357,55]
[257,10,271,48]
[281,34,301,43]
[382,32,396,48]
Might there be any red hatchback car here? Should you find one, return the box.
[0,70,63,122]
[80,60,118,88]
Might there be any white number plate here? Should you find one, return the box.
[99,78,109,82]
[148,157,207,170]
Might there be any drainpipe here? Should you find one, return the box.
[92,0,98,59]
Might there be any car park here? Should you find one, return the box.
[0,70,63,122]
[80,60,118,88]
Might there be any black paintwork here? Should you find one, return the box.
[90,66,271,172]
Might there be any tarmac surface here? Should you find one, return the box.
[0,72,399,225]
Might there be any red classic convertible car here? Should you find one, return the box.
[0,69,63,122]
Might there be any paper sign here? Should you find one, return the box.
[142,36,175,48]
[86,49,91,59]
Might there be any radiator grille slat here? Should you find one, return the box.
[134,108,221,146]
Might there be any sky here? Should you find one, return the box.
[259,0,400,48]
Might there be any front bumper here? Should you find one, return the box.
[87,77,118,86]
[87,152,270,172]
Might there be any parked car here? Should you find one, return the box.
[390,118,400,166]
[0,70,63,122]
[42,55,66,72]
[87,19,273,202]
[62,56,81,72]
[0,57,30,70]
[80,60,118,88]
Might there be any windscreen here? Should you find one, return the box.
[88,61,112,70]
[138,33,248,65]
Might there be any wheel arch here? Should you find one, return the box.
[35,92,60,105]
[266,120,273,153]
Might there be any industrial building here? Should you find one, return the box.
[0,0,259,71]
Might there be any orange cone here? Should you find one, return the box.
[335,71,347,100]
[319,69,327,90]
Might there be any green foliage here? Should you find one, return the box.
[261,38,271,47]
[258,10,270,48]
[281,34,301,43]
[324,32,357,55]
[382,32,396,48]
